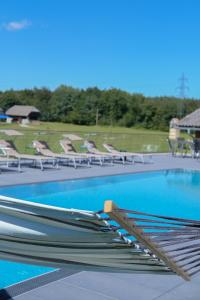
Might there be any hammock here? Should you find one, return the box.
[0,196,198,280]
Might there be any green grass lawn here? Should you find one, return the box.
[0,122,169,154]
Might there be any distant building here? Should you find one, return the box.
[6,105,41,124]
[177,108,200,138]
[169,118,180,140]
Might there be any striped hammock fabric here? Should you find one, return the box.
[0,196,172,275]
[0,196,199,280]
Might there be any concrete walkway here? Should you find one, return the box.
[0,153,199,187]
[0,154,200,299]
[12,271,200,300]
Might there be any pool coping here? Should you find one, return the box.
[0,166,185,188]
[0,268,81,299]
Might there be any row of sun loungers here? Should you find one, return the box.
[60,140,105,166]
[0,139,152,172]
[62,140,151,164]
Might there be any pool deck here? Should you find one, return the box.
[1,153,200,300]
[0,153,199,187]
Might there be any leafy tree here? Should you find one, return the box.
[49,85,79,122]
[0,85,200,131]
[0,90,22,111]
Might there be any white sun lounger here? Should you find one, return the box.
[0,156,21,173]
[33,141,90,168]
[84,141,131,165]
[60,139,107,166]
[103,143,152,163]
[0,140,57,171]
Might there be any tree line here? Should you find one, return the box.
[0,85,199,131]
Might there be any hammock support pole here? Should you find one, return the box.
[104,200,190,281]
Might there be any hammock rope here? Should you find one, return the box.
[101,201,200,281]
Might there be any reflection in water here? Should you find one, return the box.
[165,169,200,197]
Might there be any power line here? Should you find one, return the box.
[177,73,189,99]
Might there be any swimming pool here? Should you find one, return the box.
[0,169,200,288]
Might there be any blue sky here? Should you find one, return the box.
[0,0,200,97]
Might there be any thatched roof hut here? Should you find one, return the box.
[6,105,40,124]
[6,105,40,118]
[178,108,200,130]
[177,108,200,137]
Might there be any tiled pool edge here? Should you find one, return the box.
[0,166,183,188]
[0,269,80,300]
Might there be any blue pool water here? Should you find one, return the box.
[0,169,200,288]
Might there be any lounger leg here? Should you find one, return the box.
[99,157,103,166]
[33,159,36,168]
[73,158,77,169]
[87,158,91,167]
[52,158,58,168]
[55,159,59,169]
[39,159,44,171]
[18,159,21,172]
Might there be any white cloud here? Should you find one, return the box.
[3,19,31,31]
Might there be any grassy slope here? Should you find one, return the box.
[0,122,169,154]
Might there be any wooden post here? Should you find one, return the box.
[104,200,190,281]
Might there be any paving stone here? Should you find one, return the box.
[64,271,165,300]
[30,281,117,300]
